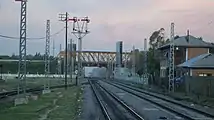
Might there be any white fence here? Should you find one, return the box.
[1,74,77,80]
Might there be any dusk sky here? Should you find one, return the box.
[0,0,214,55]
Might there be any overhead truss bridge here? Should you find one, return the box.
[57,51,131,65]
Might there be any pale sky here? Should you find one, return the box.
[0,0,214,55]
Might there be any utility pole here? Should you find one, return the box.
[112,59,114,78]
[124,51,128,68]
[132,46,136,75]
[144,38,148,75]
[143,38,148,84]
[70,39,74,83]
[52,38,55,57]
[0,64,2,80]
[16,0,27,96]
[69,17,90,85]
[52,38,57,74]
[169,23,175,93]
[44,20,51,91]
[106,57,110,79]
[58,44,62,75]
[59,12,68,89]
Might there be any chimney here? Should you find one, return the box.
[60,44,62,52]
[186,30,190,42]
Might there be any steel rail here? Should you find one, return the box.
[88,80,111,120]
[96,81,145,120]
[111,80,214,119]
[102,80,206,120]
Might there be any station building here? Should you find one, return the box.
[178,53,214,76]
[158,34,214,77]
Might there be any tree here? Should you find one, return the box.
[148,28,169,79]
[126,28,168,77]
[198,37,203,40]
[33,52,44,60]
[126,28,171,79]
[26,54,34,60]
[135,51,145,76]
[149,28,165,49]
[11,53,17,59]
[126,49,144,76]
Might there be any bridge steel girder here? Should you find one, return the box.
[58,51,131,66]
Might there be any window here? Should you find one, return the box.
[198,73,212,76]
[160,69,166,77]
[199,74,207,76]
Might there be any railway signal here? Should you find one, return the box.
[69,17,90,85]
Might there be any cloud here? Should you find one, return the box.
[0,0,214,55]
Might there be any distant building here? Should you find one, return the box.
[57,44,77,58]
[116,41,123,67]
[158,35,214,77]
[130,49,140,65]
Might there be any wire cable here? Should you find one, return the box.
[0,27,65,40]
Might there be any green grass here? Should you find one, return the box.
[0,78,74,92]
[0,87,82,120]
[47,87,83,120]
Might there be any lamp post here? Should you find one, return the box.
[69,39,74,83]
[0,64,2,80]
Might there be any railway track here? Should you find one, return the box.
[89,80,111,120]
[0,84,75,99]
[89,79,144,120]
[102,80,214,120]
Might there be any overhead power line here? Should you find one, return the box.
[0,27,65,40]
